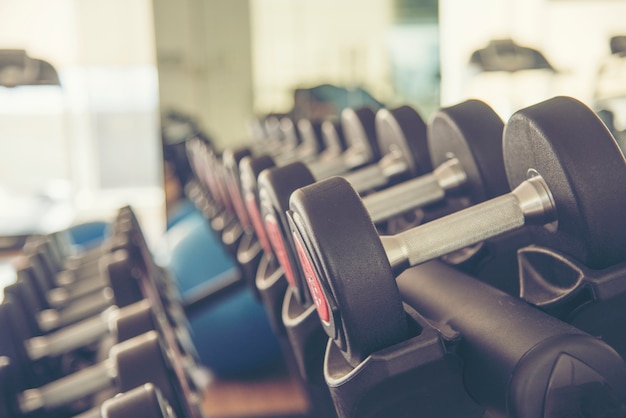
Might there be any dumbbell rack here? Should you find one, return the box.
[322,251,626,418]
[180,96,626,418]
[0,206,207,418]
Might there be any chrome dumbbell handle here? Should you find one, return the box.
[27,306,118,360]
[340,151,407,192]
[38,287,114,332]
[381,175,556,271]
[19,359,117,413]
[363,157,467,223]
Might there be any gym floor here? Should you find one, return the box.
[202,360,310,418]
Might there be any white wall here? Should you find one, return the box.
[250,0,393,113]
[439,0,626,119]
[0,0,165,243]
[153,0,254,149]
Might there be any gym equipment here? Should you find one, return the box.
[2,293,161,362]
[1,331,199,418]
[287,96,626,366]
[320,261,626,418]
[221,148,263,297]
[238,104,424,417]
[7,229,200,383]
[259,100,507,309]
[73,383,177,418]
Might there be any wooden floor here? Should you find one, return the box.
[202,361,310,418]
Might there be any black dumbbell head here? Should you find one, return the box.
[504,96,626,269]
[258,162,317,305]
[376,105,432,178]
[102,383,174,418]
[297,118,326,155]
[321,118,347,155]
[288,176,407,367]
[341,107,380,163]
[428,99,507,203]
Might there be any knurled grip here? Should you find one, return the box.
[385,193,525,268]
[20,359,116,412]
[343,163,386,192]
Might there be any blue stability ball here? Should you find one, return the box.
[67,221,110,250]
[165,209,282,376]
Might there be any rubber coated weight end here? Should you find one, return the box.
[322,118,348,155]
[240,155,276,255]
[257,162,317,305]
[289,176,408,367]
[376,105,432,178]
[280,117,301,148]
[102,383,172,418]
[428,100,507,203]
[113,331,180,415]
[341,107,381,163]
[222,147,253,228]
[504,96,626,269]
[297,119,325,154]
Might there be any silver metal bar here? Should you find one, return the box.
[27,307,117,360]
[19,359,116,413]
[381,176,556,270]
[364,173,444,224]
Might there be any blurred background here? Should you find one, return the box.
[0,0,624,250]
[0,0,624,412]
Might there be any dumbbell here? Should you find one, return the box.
[185,139,224,220]
[258,100,508,308]
[185,115,341,240]
[13,239,148,333]
[3,258,198,381]
[285,118,330,163]
[11,246,199,377]
[228,106,418,323]
[13,257,115,333]
[2,288,162,363]
[255,114,301,157]
[217,107,376,231]
[212,109,380,291]
[1,330,200,418]
[23,233,133,310]
[21,208,149,308]
[46,228,110,275]
[0,367,180,418]
[72,383,177,418]
[19,212,187,335]
[27,208,140,290]
[287,96,626,366]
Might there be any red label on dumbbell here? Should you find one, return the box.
[226,176,251,228]
[264,214,297,288]
[245,192,272,255]
[204,170,223,206]
[293,232,330,324]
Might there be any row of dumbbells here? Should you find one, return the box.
[0,207,205,418]
[184,95,626,418]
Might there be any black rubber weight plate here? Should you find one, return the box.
[322,118,348,154]
[289,176,408,367]
[115,332,177,411]
[297,119,326,154]
[240,155,276,253]
[504,96,626,269]
[342,107,381,162]
[376,105,432,178]
[257,162,318,305]
[428,100,507,203]
[103,383,168,418]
